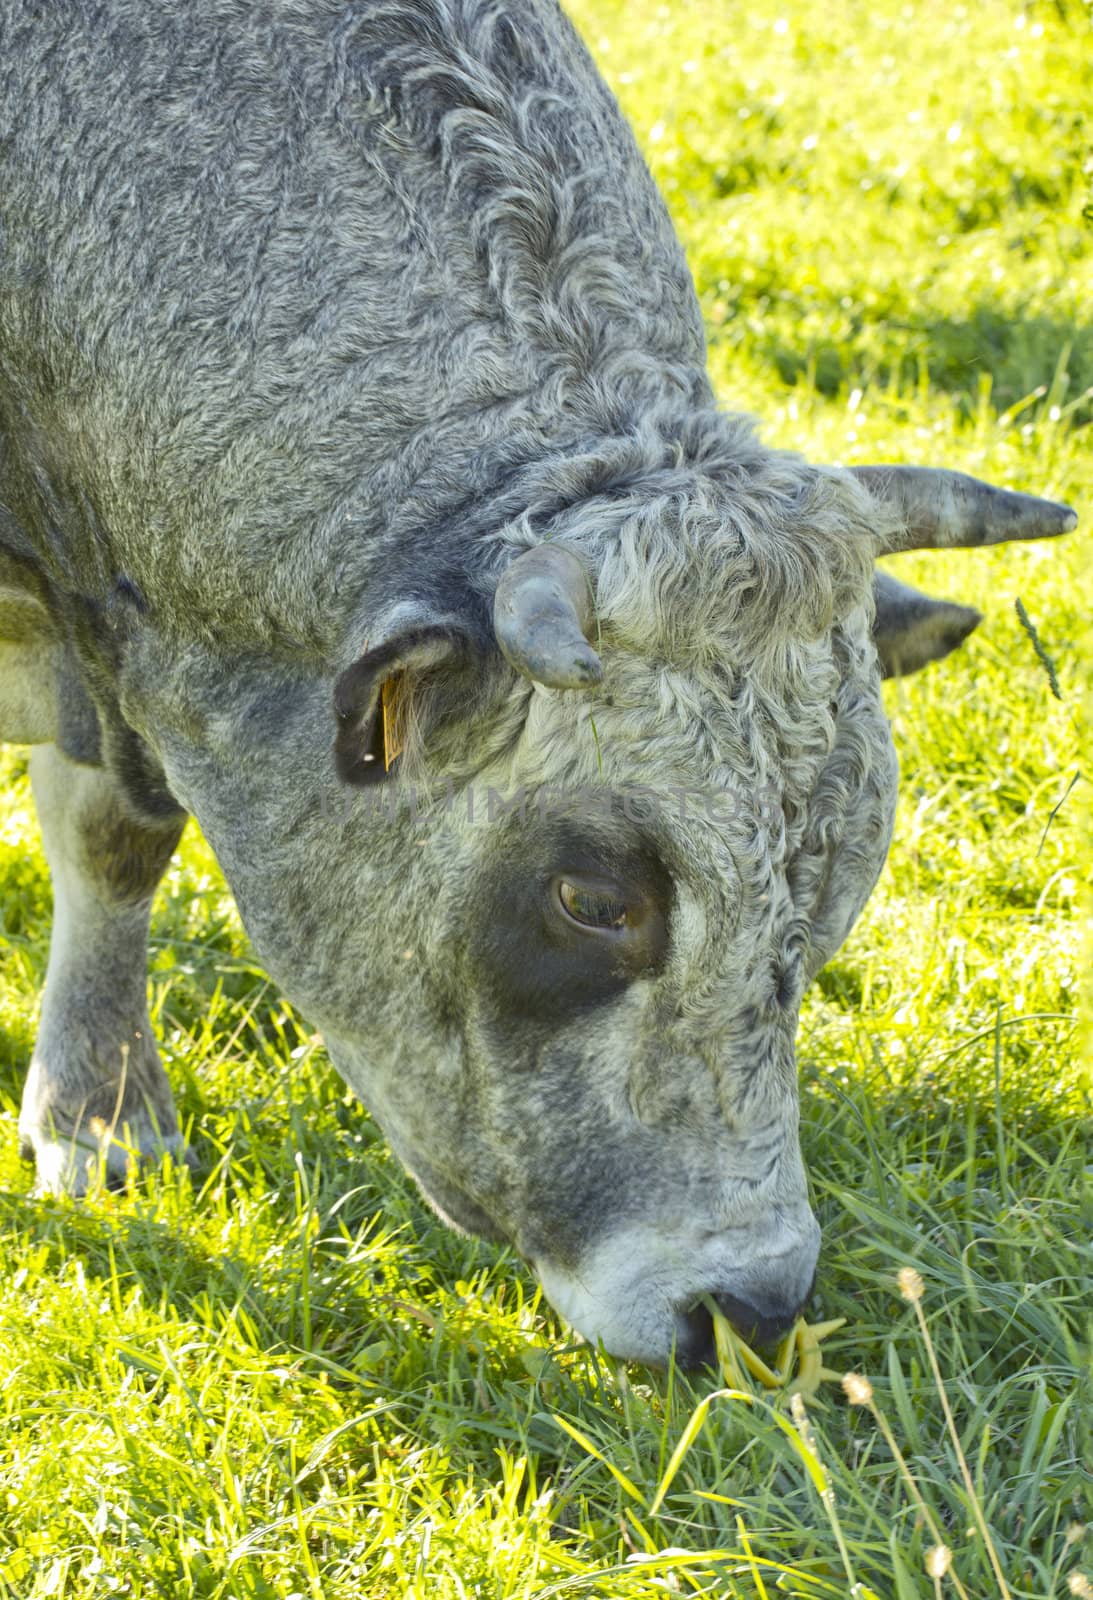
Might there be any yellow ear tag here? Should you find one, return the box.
[381,675,406,771]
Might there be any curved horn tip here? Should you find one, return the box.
[1016,496,1079,539]
[499,627,608,691]
[498,635,603,691]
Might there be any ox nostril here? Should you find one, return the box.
[713,1289,801,1349]
[673,1299,716,1369]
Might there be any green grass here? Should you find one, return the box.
[1,0,1090,1594]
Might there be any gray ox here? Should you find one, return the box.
[0,0,1075,1365]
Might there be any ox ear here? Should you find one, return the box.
[872,570,981,678]
[332,623,467,785]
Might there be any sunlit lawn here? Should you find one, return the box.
[1,1,1089,1595]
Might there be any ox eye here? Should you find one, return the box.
[558,879,629,930]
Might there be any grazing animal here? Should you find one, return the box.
[0,0,1075,1364]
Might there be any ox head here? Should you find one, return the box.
[329,454,1074,1366]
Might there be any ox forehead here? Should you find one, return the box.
[0,0,1077,1366]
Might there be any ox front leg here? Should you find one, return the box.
[18,745,187,1194]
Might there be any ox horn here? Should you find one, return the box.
[852,465,1077,554]
[493,544,603,689]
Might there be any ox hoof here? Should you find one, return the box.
[19,1122,195,1198]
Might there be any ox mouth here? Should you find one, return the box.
[677,1289,807,1370]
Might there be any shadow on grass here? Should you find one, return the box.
[720,299,1093,422]
[1,1039,1087,1600]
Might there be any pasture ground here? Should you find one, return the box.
[1,0,1090,1594]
